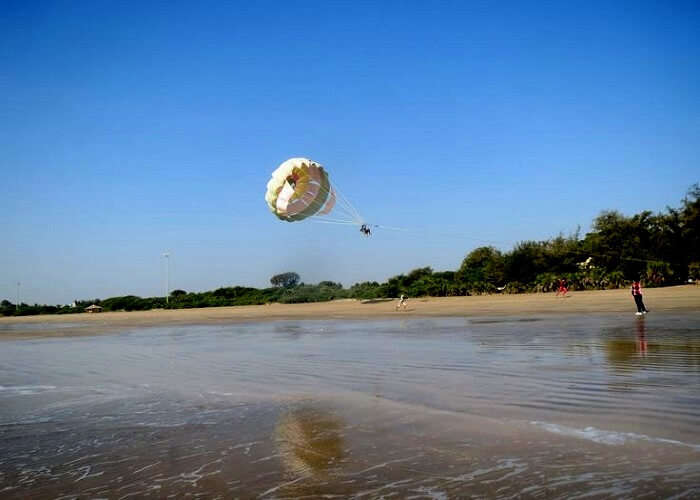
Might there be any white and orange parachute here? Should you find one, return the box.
[265,158,363,225]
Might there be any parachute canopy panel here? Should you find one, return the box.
[265,158,337,222]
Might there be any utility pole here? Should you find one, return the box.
[162,252,170,303]
[16,282,20,311]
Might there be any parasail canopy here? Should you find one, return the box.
[265,158,362,225]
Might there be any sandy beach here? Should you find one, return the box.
[1,285,698,339]
[2,288,700,497]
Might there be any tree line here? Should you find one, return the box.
[2,184,698,316]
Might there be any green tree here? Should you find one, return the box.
[270,272,300,288]
[680,184,700,276]
[318,281,343,289]
[504,241,550,285]
[583,210,649,279]
[457,246,505,286]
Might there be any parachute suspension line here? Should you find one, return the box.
[300,182,354,224]
[329,191,358,223]
[329,182,364,224]
[323,183,359,223]
[372,224,410,232]
[365,225,676,267]
[342,191,364,223]
[321,190,360,224]
[557,246,673,266]
[312,181,364,225]
[309,215,360,224]
[309,219,360,225]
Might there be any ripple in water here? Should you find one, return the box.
[1,313,699,497]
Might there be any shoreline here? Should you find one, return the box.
[1,285,698,340]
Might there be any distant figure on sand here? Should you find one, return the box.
[555,278,568,297]
[396,294,407,311]
[631,279,649,315]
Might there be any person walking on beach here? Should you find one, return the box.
[396,294,407,311]
[631,278,649,315]
[555,278,568,297]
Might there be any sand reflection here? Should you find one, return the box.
[604,319,700,371]
[274,405,344,479]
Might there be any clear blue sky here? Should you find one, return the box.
[2,0,698,304]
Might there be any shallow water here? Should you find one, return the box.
[1,314,699,498]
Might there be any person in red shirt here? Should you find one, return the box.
[555,278,568,297]
[631,279,649,315]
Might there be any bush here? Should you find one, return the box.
[503,282,527,294]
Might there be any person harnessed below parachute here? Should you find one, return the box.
[360,224,371,236]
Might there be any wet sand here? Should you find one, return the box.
[2,314,699,498]
[1,285,698,339]
[3,393,698,499]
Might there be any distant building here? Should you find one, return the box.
[85,304,103,313]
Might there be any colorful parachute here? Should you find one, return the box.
[265,158,362,225]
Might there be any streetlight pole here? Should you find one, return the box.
[162,252,170,303]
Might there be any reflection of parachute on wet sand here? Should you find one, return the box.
[265,158,372,236]
[274,406,345,479]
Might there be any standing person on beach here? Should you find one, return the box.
[555,278,568,297]
[631,279,649,315]
[396,294,407,311]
